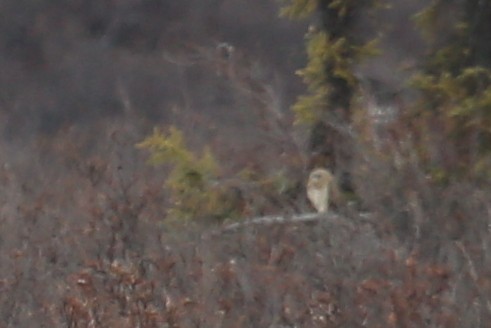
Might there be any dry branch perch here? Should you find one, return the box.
[201,212,356,239]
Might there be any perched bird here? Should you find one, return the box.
[307,168,334,213]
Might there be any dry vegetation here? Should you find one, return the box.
[0,0,490,327]
[1,92,490,327]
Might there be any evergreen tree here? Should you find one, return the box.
[413,0,491,179]
[281,0,379,189]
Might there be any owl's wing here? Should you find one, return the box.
[307,187,329,213]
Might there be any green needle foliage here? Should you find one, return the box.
[412,0,491,179]
[281,0,380,126]
[137,127,238,222]
[280,0,318,18]
[283,0,491,181]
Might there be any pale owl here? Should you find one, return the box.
[307,168,334,213]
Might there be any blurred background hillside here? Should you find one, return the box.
[0,0,306,156]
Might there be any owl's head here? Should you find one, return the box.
[308,168,334,189]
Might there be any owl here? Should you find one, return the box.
[307,168,334,213]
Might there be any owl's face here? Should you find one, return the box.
[308,168,333,190]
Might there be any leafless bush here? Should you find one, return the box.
[0,1,489,326]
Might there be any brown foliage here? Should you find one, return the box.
[0,2,490,327]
